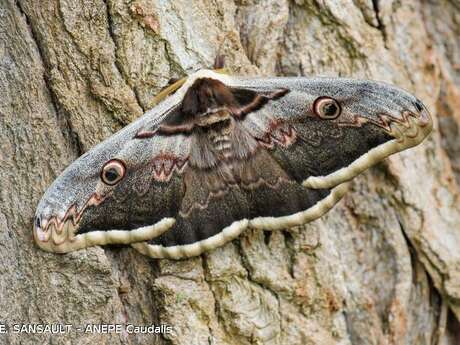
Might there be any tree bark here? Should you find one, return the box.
[1,0,460,344]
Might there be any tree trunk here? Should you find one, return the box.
[1,0,460,344]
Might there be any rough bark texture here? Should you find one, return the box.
[1,0,460,344]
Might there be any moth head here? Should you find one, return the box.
[181,78,237,117]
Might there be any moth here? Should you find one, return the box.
[34,69,432,259]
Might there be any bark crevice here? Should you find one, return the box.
[371,0,388,47]
[14,0,83,157]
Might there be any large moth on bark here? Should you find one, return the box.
[34,69,432,259]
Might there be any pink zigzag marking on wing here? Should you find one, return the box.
[40,192,107,242]
[255,119,297,149]
[151,153,189,182]
[338,110,420,134]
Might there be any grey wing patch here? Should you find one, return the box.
[35,137,190,253]
[234,77,432,188]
